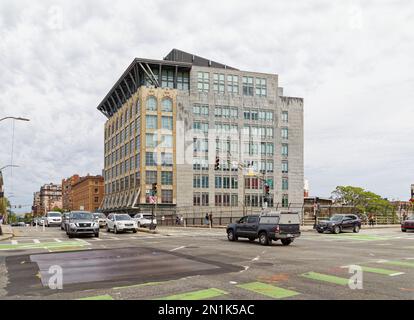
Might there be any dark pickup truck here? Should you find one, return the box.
[226,212,301,246]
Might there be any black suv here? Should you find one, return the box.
[316,214,361,234]
[226,212,301,246]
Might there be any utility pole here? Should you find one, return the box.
[150,183,157,230]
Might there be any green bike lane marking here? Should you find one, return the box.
[301,272,349,286]
[0,241,89,251]
[77,294,114,300]
[382,260,414,268]
[155,288,228,300]
[342,265,405,276]
[236,282,299,299]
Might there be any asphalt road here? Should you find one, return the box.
[1,225,414,300]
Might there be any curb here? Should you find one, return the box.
[0,234,14,241]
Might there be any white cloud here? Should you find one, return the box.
[1,0,413,213]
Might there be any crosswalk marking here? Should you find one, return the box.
[33,239,40,244]
[11,240,18,245]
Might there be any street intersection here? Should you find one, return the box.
[0,226,414,300]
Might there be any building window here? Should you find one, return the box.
[255,78,267,96]
[161,172,173,185]
[201,175,209,188]
[197,72,210,92]
[282,111,288,123]
[223,176,230,189]
[161,190,173,204]
[177,71,189,90]
[281,128,289,140]
[161,70,174,88]
[146,96,157,111]
[193,193,201,206]
[146,152,157,166]
[282,161,289,174]
[215,194,222,206]
[193,138,208,152]
[231,177,238,189]
[282,194,289,208]
[231,194,238,207]
[223,194,230,207]
[193,104,209,116]
[227,75,239,94]
[213,73,225,93]
[282,144,289,156]
[146,133,157,148]
[161,116,173,130]
[193,175,201,188]
[201,193,209,206]
[282,178,289,191]
[242,76,254,96]
[215,176,222,188]
[161,135,173,148]
[161,152,173,167]
[161,98,173,112]
[145,171,157,184]
[266,161,274,173]
[193,121,209,134]
[146,115,158,129]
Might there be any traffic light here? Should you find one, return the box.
[264,184,270,195]
[214,156,220,170]
[152,183,158,196]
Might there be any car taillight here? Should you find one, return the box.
[274,225,280,232]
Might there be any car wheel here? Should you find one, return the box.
[94,233,99,238]
[333,226,341,234]
[133,229,137,233]
[114,226,118,234]
[137,222,141,228]
[106,225,110,232]
[402,229,407,232]
[281,239,293,246]
[317,230,324,234]
[353,225,360,233]
[68,233,73,238]
[259,232,269,246]
[227,229,237,241]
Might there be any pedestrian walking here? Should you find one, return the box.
[175,216,180,225]
[0,214,3,225]
[205,213,209,226]
[402,212,408,222]
[368,213,375,227]
[209,212,213,228]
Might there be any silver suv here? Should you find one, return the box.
[66,211,99,238]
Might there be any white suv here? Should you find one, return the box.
[106,214,138,234]
[132,213,157,229]
[45,211,62,227]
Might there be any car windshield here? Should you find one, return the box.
[48,212,61,217]
[71,212,93,220]
[408,216,414,220]
[330,215,343,222]
[115,215,131,221]
[143,215,153,219]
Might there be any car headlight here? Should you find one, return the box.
[70,223,76,228]
[93,222,98,227]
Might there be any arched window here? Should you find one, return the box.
[162,98,173,112]
[146,96,157,111]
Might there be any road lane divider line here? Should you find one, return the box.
[113,280,173,290]
[300,272,349,286]
[169,246,186,252]
[237,282,299,299]
[155,288,228,300]
[54,239,62,242]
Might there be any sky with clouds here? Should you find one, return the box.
[0,0,413,213]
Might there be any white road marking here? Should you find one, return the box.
[239,266,250,273]
[11,240,18,245]
[54,239,62,242]
[33,239,40,243]
[251,256,260,262]
[169,246,186,252]
[376,259,389,263]
[390,272,405,277]
[229,281,238,285]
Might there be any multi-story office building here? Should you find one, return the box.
[72,175,104,212]
[98,49,304,215]
[62,174,80,211]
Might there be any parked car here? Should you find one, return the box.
[401,215,414,232]
[226,211,301,246]
[316,214,361,234]
[44,211,62,227]
[61,213,70,230]
[65,211,99,238]
[106,213,138,234]
[132,213,157,229]
[93,213,107,228]
[38,217,45,226]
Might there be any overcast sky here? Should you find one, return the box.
[1,0,413,213]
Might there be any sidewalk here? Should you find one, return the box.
[0,225,14,241]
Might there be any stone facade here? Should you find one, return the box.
[62,174,80,212]
[72,175,104,212]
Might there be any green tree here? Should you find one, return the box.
[331,186,394,216]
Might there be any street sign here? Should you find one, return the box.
[149,196,156,204]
